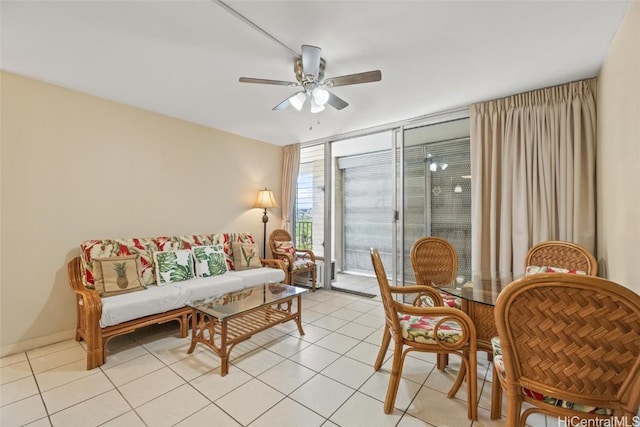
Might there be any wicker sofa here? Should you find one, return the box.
[67,233,285,370]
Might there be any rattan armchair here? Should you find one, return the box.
[410,236,463,370]
[269,229,317,291]
[493,273,640,427]
[525,240,597,275]
[370,248,478,419]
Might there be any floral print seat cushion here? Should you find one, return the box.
[491,337,612,415]
[419,291,462,309]
[212,233,256,271]
[292,258,314,270]
[81,235,214,287]
[273,240,313,270]
[525,265,587,275]
[399,314,463,344]
[81,238,157,287]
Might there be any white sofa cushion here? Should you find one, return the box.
[229,267,286,287]
[100,283,185,328]
[100,274,244,327]
[173,275,244,304]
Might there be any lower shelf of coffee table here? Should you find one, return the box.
[188,299,304,376]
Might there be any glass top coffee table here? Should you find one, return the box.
[187,282,307,376]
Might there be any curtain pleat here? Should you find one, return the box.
[280,143,300,235]
[470,79,596,275]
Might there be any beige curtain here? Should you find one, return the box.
[280,143,300,234]
[470,78,596,275]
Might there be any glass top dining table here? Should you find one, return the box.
[438,272,517,306]
[436,272,519,421]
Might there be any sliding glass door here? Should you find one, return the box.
[293,116,470,292]
[402,119,471,283]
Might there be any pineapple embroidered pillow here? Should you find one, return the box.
[93,255,145,297]
[192,245,228,277]
[154,249,195,285]
[231,242,262,271]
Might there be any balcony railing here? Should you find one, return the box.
[295,220,312,250]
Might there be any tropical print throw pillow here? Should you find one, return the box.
[153,249,194,285]
[192,245,228,277]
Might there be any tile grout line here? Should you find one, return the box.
[24,351,54,426]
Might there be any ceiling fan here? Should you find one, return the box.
[239,45,382,113]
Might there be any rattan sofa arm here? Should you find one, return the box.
[67,257,103,332]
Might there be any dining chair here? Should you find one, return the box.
[491,239,600,418]
[493,273,640,427]
[525,240,598,275]
[410,236,462,370]
[268,229,317,291]
[370,247,478,419]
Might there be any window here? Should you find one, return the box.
[294,145,324,256]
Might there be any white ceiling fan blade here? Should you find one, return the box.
[272,96,293,111]
[326,92,349,110]
[301,45,322,78]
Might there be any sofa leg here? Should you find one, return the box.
[180,313,189,338]
[86,346,104,370]
[85,328,105,370]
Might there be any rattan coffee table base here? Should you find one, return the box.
[187,295,305,376]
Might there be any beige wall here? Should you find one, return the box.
[0,72,283,353]
[597,1,640,294]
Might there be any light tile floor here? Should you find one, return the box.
[1,289,554,427]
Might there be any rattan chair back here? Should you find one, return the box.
[525,240,597,275]
[410,237,458,286]
[495,273,640,426]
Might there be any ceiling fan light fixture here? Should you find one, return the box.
[312,87,330,105]
[310,98,325,114]
[289,92,306,111]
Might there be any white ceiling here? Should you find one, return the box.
[1,0,629,146]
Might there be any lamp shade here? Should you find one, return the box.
[289,92,306,111]
[254,188,278,209]
[310,98,325,114]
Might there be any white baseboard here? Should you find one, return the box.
[0,329,76,358]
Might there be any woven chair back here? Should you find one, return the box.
[495,273,640,414]
[525,240,597,275]
[410,237,458,286]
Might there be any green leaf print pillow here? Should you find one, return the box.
[192,245,228,277]
[153,249,194,285]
